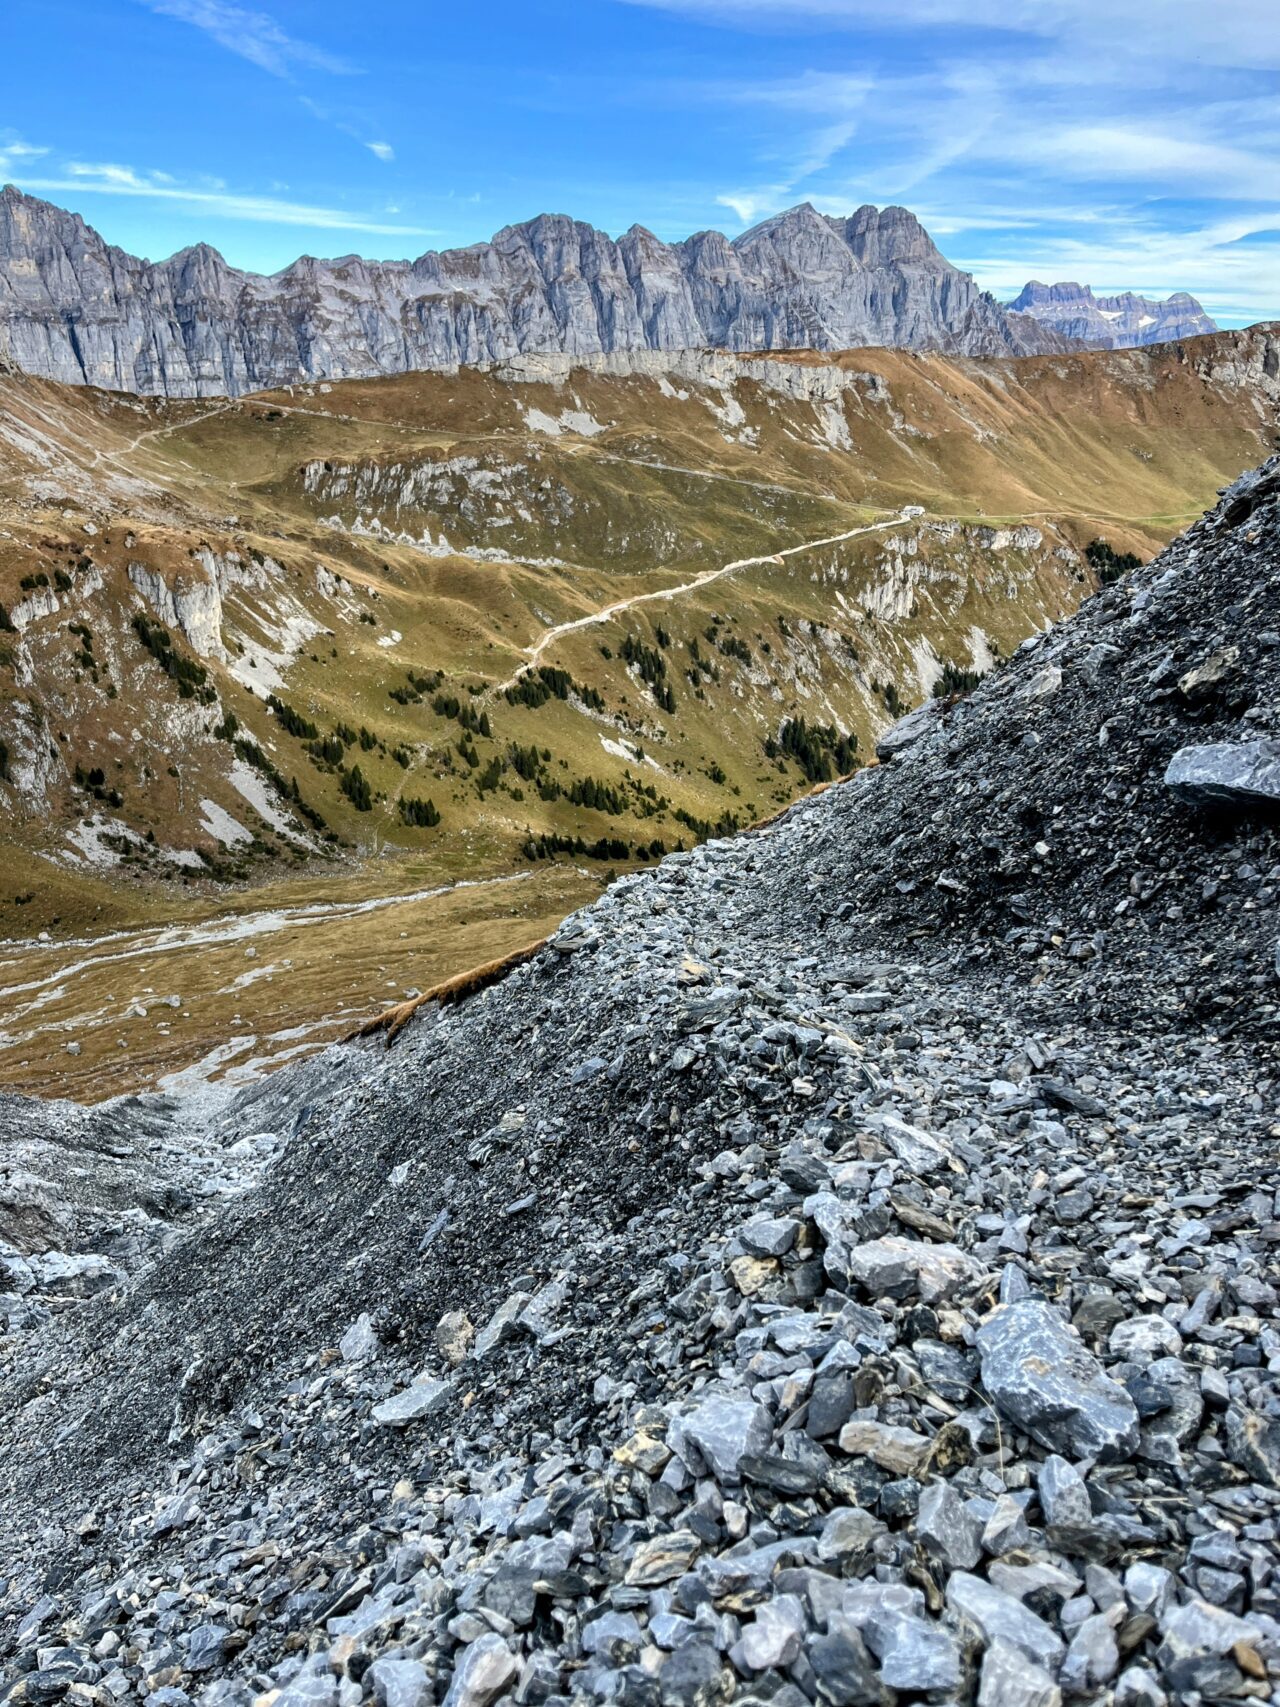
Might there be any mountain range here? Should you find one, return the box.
[1006,279,1218,347]
[0,188,1087,398]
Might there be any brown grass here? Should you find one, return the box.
[347,936,549,1045]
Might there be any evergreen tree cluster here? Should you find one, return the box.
[932,661,985,699]
[872,679,906,718]
[508,742,545,782]
[388,668,443,706]
[674,804,741,842]
[340,764,373,811]
[432,694,491,737]
[505,665,605,714]
[566,775,628,816]
[622,633,677,712]
[132,614,214,703]
[307,732,346,766]
[770,717,858,783]
[521,830,670,864]
[1086,539,1142,584]
[399,796,441,827]
[267,695,319,741]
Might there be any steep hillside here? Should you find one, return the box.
[0,189,1072,397]
[0,458,1276,1707]
[0,328,1277,1096]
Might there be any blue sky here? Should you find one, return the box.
[2,0,1277,325]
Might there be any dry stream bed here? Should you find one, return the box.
[0,860,599,1102]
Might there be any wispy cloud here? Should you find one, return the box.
[18,159,434,243]
[0,134,50,179]
[634,0,1280,323]
[621,0,1280,70]
[365,141,395,163]
[714,78,870,226]
[146,0,359,79]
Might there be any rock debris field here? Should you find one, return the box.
[2,461,1280,1706]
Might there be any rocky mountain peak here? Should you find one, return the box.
[0,187,1073,397]
[1007,277,1218,348]
[839,201,945,268]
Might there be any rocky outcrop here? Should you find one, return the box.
[0,188,1072,398]
[1006,279,1218,348]
[127,559,227,661]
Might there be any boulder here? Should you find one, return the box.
[976,1299,1140,1461]
[1164,741,1280,810]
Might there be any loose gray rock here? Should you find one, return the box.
[976,1299,1141,1460]
[371,1377,451,1427]
[1164,739,1280,809]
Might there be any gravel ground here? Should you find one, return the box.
[0,462,1278,1706]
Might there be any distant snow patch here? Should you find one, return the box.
[702,385,746,434]
[522,406,607,438]
[967,626,997,673]
[817,401,853,452]
[600,735,663,773]
[909,638,943,698]
[63,816,133,870]
[376,629,402,649]
[199,799,253,848]
[229,759,318,850]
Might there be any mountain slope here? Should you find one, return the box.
[1007,279,1219,347]
[0,327,1277,1097]
[0,188,1072,397]
[0,459,1276,1706]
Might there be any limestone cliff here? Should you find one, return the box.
[0,189,1072,398]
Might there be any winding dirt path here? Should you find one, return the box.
[90,400,240,470]
[491,511,907,694]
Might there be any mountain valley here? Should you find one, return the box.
[0,325,1277,1096]
[0,438,1278,1707]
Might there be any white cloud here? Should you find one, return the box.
[714,87,867,227]
[1019,125,1280,202]
[18,161,435,242]
[622,0,1280,69]
[147,0,359,79]
[716,190,783,224]
[0,135,50,179]
[366,142,395,162]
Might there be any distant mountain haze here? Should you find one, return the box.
[0,186,1221,399]
[1006,280,1218,349]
